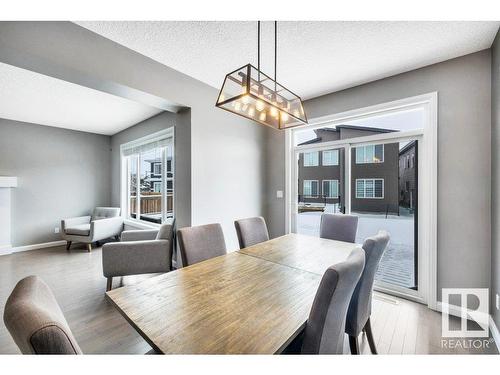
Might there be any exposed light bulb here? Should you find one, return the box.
[270,106,278,118]
[242,94,250,104]
[281,112,289,122]
[242,104,249,112]
[259,112,267,122]
[234,102,241,111]
[256,100,265,112]
[248,106,255,117]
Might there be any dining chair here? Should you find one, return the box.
[345,231,390,354]
[319,213,359,243]
[177,223,227,267]
[102,220,175,291]
[3,276,82,354]
[234,216,270,249]
[299,247,365,354]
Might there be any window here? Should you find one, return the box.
[355,144,384,164]
[303,151,319,166]
[322,150,339,166]
[121,129,174,224]
[356,178,384,199]
[322,180,339,198]
[153,163,161,175]
[303,180,319,197]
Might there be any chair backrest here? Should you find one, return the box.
[319,213,359,243]
[92,207,121,220]
[177,223,227,267]
[3,276,82,354]
[301,248,365,354]
[345,231,390,336]
[234,216,270,249]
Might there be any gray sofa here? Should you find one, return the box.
[61,207,123,252]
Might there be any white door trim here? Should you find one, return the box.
[285,92,438,310]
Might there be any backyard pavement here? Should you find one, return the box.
[297,205,416,289]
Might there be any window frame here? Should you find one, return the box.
[120,128,174,227]
[355,144,384,164]
[322,179,339,199]
[355,178,384,199]
[322,149,339,166]
[303,179,319,197]
[303,151,319,167]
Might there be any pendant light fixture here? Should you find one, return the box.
[216,21,308,130]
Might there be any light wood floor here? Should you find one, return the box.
[0,245,497,354]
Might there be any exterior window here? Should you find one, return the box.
[322,180,339,198]
[356,178,384,199]
[303,180,319,197]
[122,130,174,225]
[322,150,339,166]
[303,151,319,167]
[153,163,161,175]
[153,181,162,193]
[355,144,384,164]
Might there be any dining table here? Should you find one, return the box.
[106,233,360,354]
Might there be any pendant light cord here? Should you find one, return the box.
[274,21,277,86]
[257,21,260,72]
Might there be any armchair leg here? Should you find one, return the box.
[87,243,92,252]
[66,241,72,251]
[106,277,113,292]
[114,235,120,241]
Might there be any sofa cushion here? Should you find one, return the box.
[65,224,90,236]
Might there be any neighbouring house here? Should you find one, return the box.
[297,125,400,214]
[399,140,417,210]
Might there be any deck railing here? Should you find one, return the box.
[130,192,173,215]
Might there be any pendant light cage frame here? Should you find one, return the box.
[215,21,308,130]
[215,63,308,130]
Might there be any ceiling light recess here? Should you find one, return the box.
[216,21,307,130]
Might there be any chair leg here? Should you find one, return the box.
[66,241,72,251]
[87,243,92,252]
[349,335,359,355]
[364,318,378,354]
[106,277,113,292]
[114,235,120,241]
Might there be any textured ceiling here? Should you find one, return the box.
[0,62,162,135]
[76,21,499,99]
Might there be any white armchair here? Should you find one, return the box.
[61,207,123,252]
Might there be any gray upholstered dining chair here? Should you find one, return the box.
[61,207,123,252]
[102,221,175,291]
[234,216,270,249]
[177,223,227,267]
[319,213,359,243]
[3,276,82,354]
[285,247,365,354]
[346,231,390,354]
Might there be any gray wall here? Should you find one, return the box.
[267,50,492,301]
[0,118,111,247]
[0,22,269,250]
[110,111,192,230]
[491,30,500,328]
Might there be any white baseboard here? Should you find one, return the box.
[490,315,500,352]
[0,240,66,256]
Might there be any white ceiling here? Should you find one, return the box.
[76,21,499,99]
[0,62,163,135]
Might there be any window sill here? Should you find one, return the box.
[124,218,161,230]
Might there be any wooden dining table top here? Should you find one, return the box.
[106,233,360,354]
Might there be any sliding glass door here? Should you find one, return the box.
[292,130,421,299]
